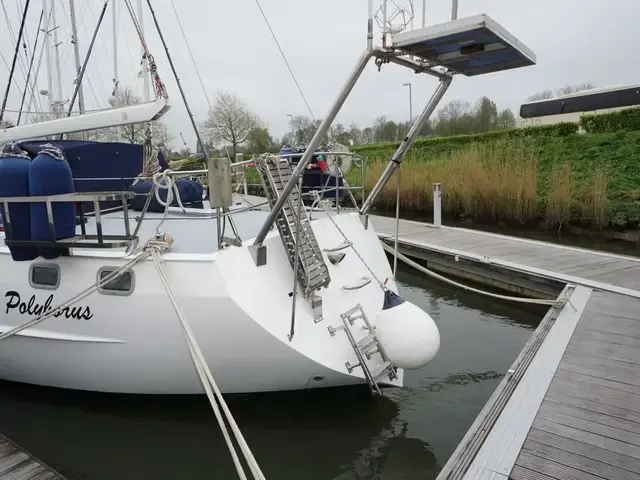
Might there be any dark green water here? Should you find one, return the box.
[0,265,545,479]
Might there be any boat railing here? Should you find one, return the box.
[0,191,138,250]
[0,150,367,253]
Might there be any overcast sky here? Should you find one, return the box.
[1,0,639,150]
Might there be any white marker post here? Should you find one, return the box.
[433,183,442,227]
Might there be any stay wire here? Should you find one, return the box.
[168,0,231,160]
[252,0,315,120]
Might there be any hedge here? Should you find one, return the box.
[354,123,579,158]
[580,107,640,133]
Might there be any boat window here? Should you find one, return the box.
[97,267,134,296]
[29,264,60,290]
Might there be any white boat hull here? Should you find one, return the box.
[0,212,405,394]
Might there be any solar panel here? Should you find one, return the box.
[391,14,536,76]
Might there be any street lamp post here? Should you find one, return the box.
[287,113,294,143]
[402,83,413,123]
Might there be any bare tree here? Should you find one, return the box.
[556,83,595,97]
[91,86,172,145]
[203,91,260,156]
[527,90,554,101]
[440,99,471,122]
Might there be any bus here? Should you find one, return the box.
[518,84,640,128]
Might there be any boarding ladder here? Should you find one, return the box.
[256,155,331,298]
[329,304,396,395]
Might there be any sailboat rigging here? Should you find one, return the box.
[0,0,536,399]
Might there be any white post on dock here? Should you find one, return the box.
[433,183,442,227]
[235,153,247,195]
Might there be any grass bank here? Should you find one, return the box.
[353,131,640,231]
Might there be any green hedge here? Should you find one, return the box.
[354,123,579,158]
[580,107,640,133]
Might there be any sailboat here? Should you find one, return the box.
[0,0,536,395]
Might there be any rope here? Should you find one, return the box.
[122,0,167,99]
[379,241,568,308]
[150,169,186,234]
[37,143,66,161]
[0,180,264,479]
[0,235,171,341]
[149,248,265,480]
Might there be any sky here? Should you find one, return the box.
[1,0,639,150]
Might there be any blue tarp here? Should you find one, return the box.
[17,140,158,213]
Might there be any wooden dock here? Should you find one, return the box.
[0,434,64,480]
[371,216,640,480]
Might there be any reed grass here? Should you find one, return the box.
[363,139,610,228]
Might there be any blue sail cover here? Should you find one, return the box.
[18,140,149,213]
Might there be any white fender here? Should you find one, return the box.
[375,300,440,370]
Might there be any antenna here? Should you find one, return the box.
[375,0,415,45]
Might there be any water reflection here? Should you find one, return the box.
[0,262,544,479]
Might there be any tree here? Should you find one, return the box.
[396,121,411,141]
[247,127,273,153]
[495,108,517,129]
[556,82,595,97]
[330,123,351,145]
[0,119,14,130]
[100,86,172,146]
[203,91,260,156]
[348,123,362,145]
[474,96,498,132]
[361,127,375,144]
[527,89,554,101]
[418,119,434,137]
[434,99,471,135]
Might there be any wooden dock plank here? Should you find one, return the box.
[509,291,640,479]
[544,390,640,426]
[366,216,640,480]
[532,417,640,460]
[515,450,611,480]
[526,427,640,474]
[518,446,638,480]
[554,366,640,397]
[371,217,640,292]
[0,436,63,480]
[540,398,640,436]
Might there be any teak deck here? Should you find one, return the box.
[371,215,640,480]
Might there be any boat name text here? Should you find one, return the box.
[5,291,93,320]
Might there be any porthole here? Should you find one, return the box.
[97,267,134,296]
[29,264,60,290]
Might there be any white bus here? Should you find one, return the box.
[518,84,640,128]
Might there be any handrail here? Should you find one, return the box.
[251,48,383,251]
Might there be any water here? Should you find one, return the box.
[0,265,545,479]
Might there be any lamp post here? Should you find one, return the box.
[287,113,294,143]
[402,82,413,123]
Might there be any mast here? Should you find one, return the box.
[112,0,119,104]
[52,1,63,111]
[23,1,54,125]
[44,0,54,114]
[69,0,85,115]
[63,0,109,122]
[0,0,32,124]
[145,0,206,155]
[138,0,150,101]
[17,8,45,125]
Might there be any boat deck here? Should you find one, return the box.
[0,434,64,480]
[370,216,640,480]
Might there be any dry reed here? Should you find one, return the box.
[363,140,609,228]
